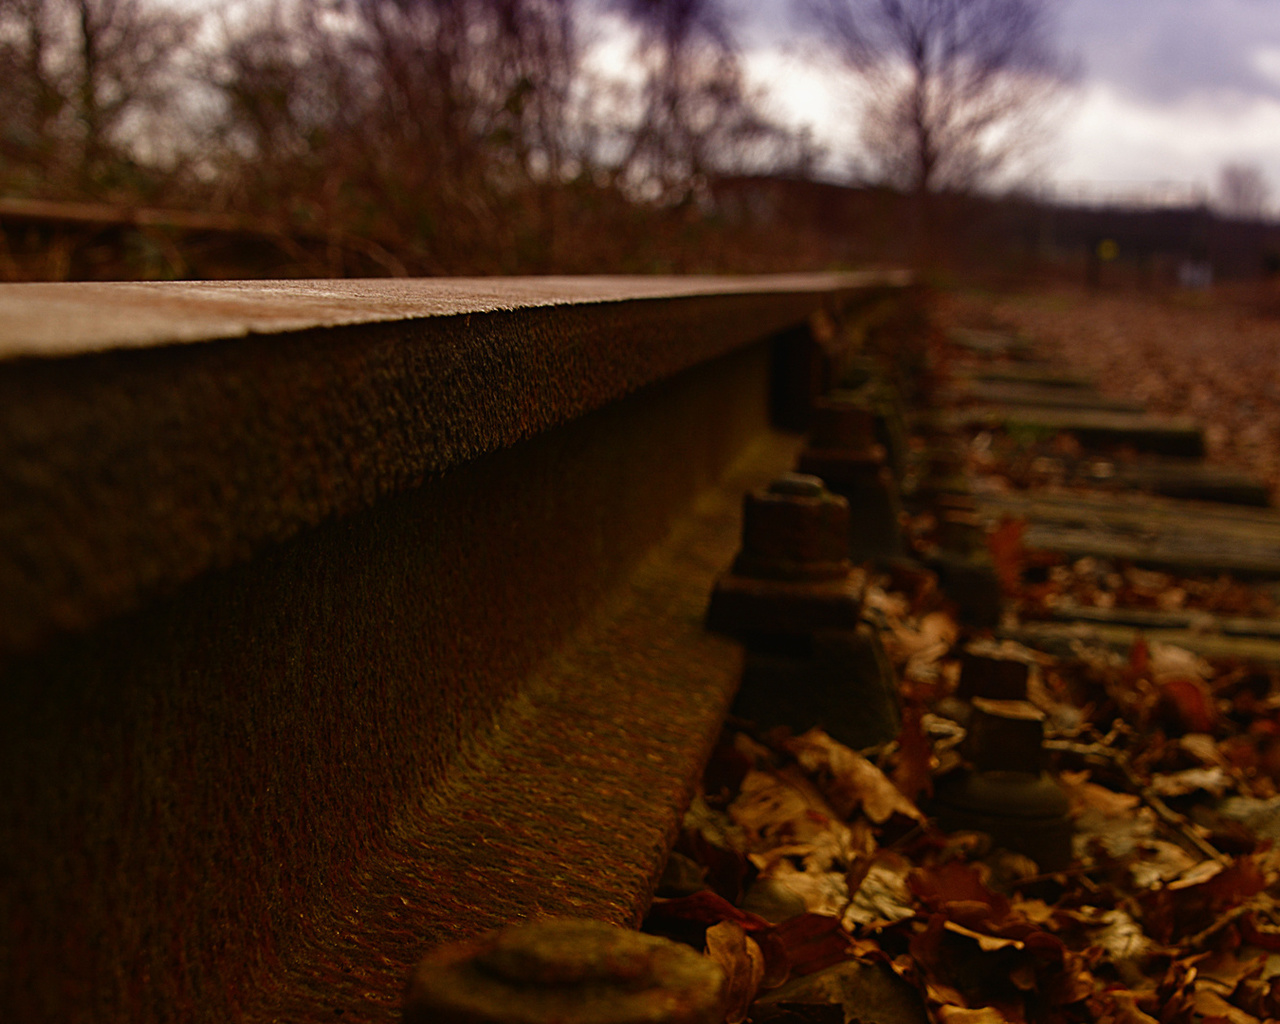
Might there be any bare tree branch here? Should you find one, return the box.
[801,0,1070,195]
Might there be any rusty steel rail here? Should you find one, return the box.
[0,272,910,1023]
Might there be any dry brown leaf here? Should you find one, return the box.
[729,767,852,860]
[944,921,1026,952]
[783,729,924,824]
[755,860,849,917]
[1182,733,1228,767]
[842,857,917,930]
[1149,642,1213,682]
[1167,859,1227,891]
[936,1007,1009,1023]
[987,516,1026,594]
[705,920,764,1024]
[1059,771,1142,817]
[1009,897,1056,928]
[1149,767,1233,798]
[1101,990,1161,1024]
[1192,987,1260,1024]
[1089,909,1156,962]
[893,702,935,805]
[1129,840,1201,890]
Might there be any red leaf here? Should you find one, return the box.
[646,891,772,932]
[1158,677,1218,735]
[987,516,1026,595]
[1240,912,1280,951]
[908,862,1012,927]
[1128,636,1150,680]
[768,912,857,977]
[893,702,935,804]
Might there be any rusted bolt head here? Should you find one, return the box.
[734,476,851,581]
[926,442,967,478]
[768,472,826,497]
[936,491,977,515]
[957,652,1030,702]
[965,698,1045,773]
[938,510,985,555]
[808,398,877,453]
[404,917,726,1024]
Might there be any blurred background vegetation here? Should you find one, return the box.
[0,0,1275,283]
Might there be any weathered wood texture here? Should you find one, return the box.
[974,491,1280,578]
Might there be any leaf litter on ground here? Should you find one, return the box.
[644,289,1280,1021]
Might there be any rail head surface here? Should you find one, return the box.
[0,272,908,359]
[0,273,910,1023]
[0,272,907,660]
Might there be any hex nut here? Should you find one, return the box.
[965,698,1045,773]
[938,510,985,556]
[807,398,878,453]
[734,478,851,582]
[767,472,826,497]
[957,653,1030,702]
[404,918,727,1024]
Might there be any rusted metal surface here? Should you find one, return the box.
[404,918,727,1024]
[0,275,902,662]
[707,476,863,637]
[929,699,1073,873]
[705,473,899,751]
[0,274,910,1023]
[0,273,907,359]
[796,396,905,562]
[232,431,807,1024]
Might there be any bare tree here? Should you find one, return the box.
[610,0,804,206]
[802,0,1067,196]
[202,0,590,270]
[0,0,198,194]
[1216,162,1270,221]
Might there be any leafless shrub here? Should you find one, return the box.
[0,0,199,195]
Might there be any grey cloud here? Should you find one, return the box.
[1060,0,1280,103]
[745,0,1280,104]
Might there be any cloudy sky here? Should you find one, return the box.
[737,0,1280,206]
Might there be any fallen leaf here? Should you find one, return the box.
[1128,840,1201,890]
[646,891,771,932]
[909,861,1011,928]
[1149,767,1232,798]
[1167,859,1227,891]
[1192,987,1260,1023]
[1008,897,1055,928]
[729,767,854,865]
[944,921,1026,952]
[767,912,856,977]
[1089,909,1156,962]
[1097,990,1161,1024]
[1150,642,1213,683]
[1158,677,1219,734]
[1182,733,1228,767]
[987,516,1026,594]
[893,702,935,804]
[705,920,764,1024]
[1059,771,1142,818]
[783,729,924,824]
[936,1006,1009,1023]
[843,858,917,930]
